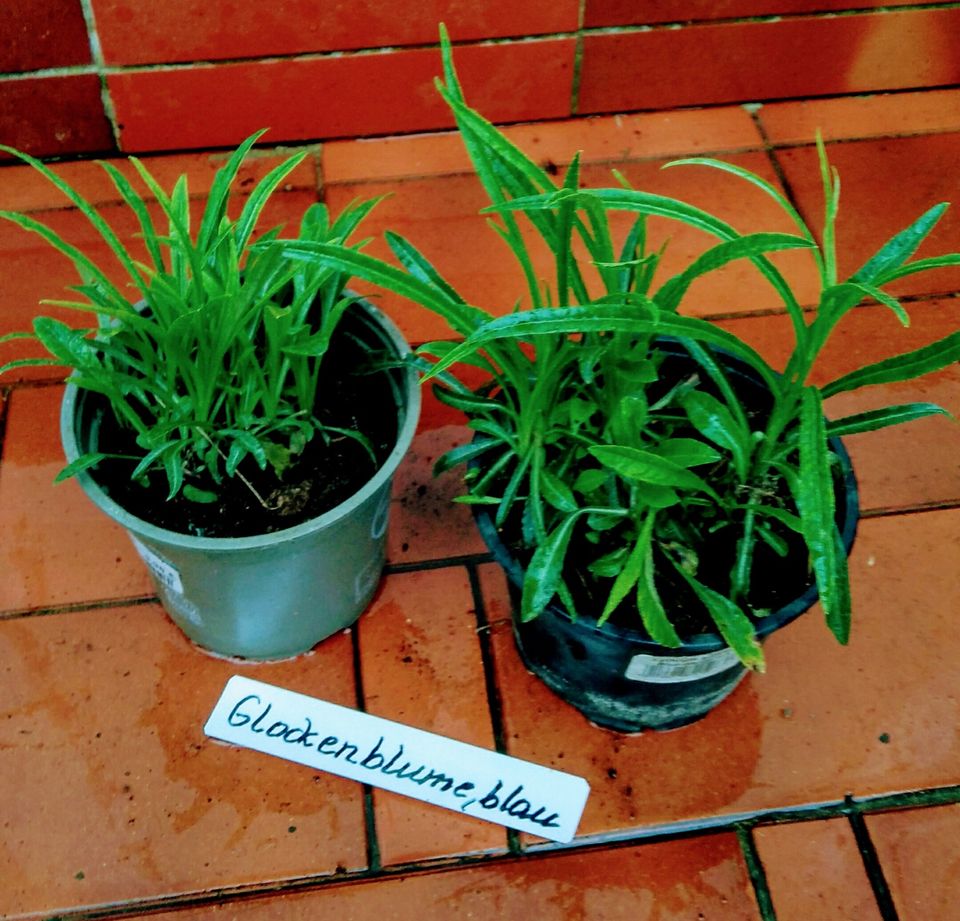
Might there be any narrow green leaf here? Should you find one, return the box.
[540,467,578,513]
[589,444,715,494]
[55,452,108,482]
[823,330,960,397]
[853,202,949,285]
[521,512,581,621]
[681,390,752,481]
[826,402,952,437]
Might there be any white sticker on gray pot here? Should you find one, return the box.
[625,647,741,684]
[205,676,590,843]
[130,536,183,595]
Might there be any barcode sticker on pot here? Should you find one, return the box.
[625,648,741,684]
[130,536,183,595]
[205,676,590,843]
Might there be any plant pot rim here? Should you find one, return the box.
[474,442,859,656]
[60,298,420,552]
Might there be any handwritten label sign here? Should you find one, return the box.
[205,676,589,843]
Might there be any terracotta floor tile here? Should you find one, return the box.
[775,133,960,300]
[0,386,154,612]
[865,804,960,921]
[388,425,487,565]
[0,604,365,918]
[480,506,960,840]
[323,107,761,185]
[757,88,960,146]
[133,833,760,920]
[717,302,960,513]
[357,569,505,863]
[755,818,883,921]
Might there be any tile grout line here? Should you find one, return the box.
[350,623,383,873]
[32,790,960,920]
[466,561,522,856]
[847,803,902,921]
[736,825,778,921]
[568,0,586,117]
[77,0,121,151]
[5,5,960,81]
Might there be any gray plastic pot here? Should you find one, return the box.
[61,300,420,660]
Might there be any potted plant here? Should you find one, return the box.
[0,131,420,660]
[288,32,960,731]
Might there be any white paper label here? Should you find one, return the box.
[205,676,590,843]
[625,647,741,684]
[130,536,183,595]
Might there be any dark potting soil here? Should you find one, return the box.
[88,325,400,539]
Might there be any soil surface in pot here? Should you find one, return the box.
[88,321,400,539]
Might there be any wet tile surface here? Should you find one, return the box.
[134,833,760,919]
[0,604,365,919]
[483,507,960,840]
[866,804,960,921]
[755,818,883,921]
[357,569,505,863]
[2,100,959,920]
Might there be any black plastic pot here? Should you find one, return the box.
[473,350,860,733]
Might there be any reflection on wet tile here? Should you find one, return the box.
[358,569,505,863]
[0,604,365,918]
[481,507,960,840]
[0,386,154,612]
[866,804,960,921]
[131,833,760,919]
[756,818,882,921]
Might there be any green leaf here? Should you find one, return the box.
[671,562,765,669]
[55,453,108,482]
[540,467,578,513]
[853,202,949,285]
[632,513,682,646]
[183,484,218,503]
[657,438,722,468]
[799,388,850,644]
[826,402,952,437]
[521,512,582,621]
[823,330,960,398]
[680,390,752,480]
[589,444,715,494]
[433,437,499,475]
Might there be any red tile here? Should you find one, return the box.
[358,569,505,863]
[757,88,960,146]
[0,74,114,158]
[323,106,762,184]
[717,302,960,514]
[92,0,578,65]
[480,505,960,840]
[0,0,91,72]
[388,425,488,565]
[0,386,154,612]
[755,819,883,921]
[579,10,960,114]
[130,833,761,920]
[109,40,574,153]
[866,804,960,921]
[585,0,934,28]
[0,604,365,918]
[775,133,960,300]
